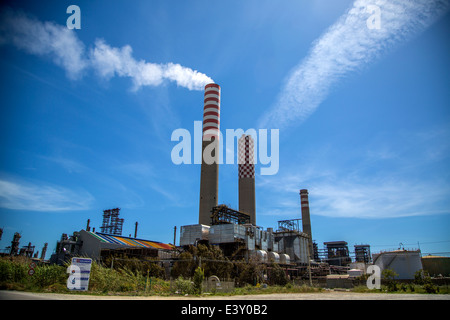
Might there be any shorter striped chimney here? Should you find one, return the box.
[238,135,256,225]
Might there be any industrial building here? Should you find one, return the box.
[50,208,174,265]
[421,255,450,277]
[4,82,445,286]
[0,231,48,260]
[50,230,174,265]
[178,83,317,276]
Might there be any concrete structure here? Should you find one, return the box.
[300,189,313,257]
[199,83,221,225]
[238,135,256,225]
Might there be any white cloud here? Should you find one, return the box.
[257,124,450,220]
[258,168,450,219]
[0,9,87,79]
[0,178,94,211]
[258,0,450,129]
[310,179,450,219]
[0,9,213,90]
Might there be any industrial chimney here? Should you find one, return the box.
[199,83,221,225]
[238,134,256,225]
[300,189,314,257]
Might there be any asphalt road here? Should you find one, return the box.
[1,290,449,300]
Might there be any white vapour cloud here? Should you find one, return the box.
[0,9,213,90]
[90,39,213,91]
[259,0,450,129]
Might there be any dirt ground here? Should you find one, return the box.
[1,290,449,300]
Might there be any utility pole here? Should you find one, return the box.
[307,235,313,287]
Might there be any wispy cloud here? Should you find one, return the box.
[0,8,213,90]
[0,8,87,79]
[257,125,450,219]
[258,0,450,129]
[0,177,94,211]
[311,179,450,219]
[258,168,450,219]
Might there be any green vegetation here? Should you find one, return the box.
[352,268,449,294]
[1,256,448,296]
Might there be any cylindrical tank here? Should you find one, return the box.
[268,251,280,263]
[256,250,267,263]
[279,253,290,265]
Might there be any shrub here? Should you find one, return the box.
[31,264,66,288]
[175,276,194,294]
[267,263,288,286]
[193,267,204,294]
[382,268,399,292]
[0,257,28,284]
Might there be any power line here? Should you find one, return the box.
[370,240,450,247]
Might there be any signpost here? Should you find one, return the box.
[28,262,36,276]
[67,257,92,291]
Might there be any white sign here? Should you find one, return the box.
[67,257,92,291]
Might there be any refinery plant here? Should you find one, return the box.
[1,84,448,283]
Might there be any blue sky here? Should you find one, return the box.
[0,0,449,259]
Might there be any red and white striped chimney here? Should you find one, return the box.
[199,83,221,225]
[300,189,313,257]
[202,83,220,140]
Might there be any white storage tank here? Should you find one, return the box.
[279,253,290,265]
[373,249,423,280]
[268,251,280,263]
[256,250,268,263]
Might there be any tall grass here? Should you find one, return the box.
[0,256,66,291]
[1,256,448,295]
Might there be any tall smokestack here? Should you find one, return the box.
[238,134,256,225]
[199,83,221,225]
[40,243,48,260]
[300,189,314,257]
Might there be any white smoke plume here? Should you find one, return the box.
[90,39,213,91]
[259,0,450,129]
[0,8,213,90]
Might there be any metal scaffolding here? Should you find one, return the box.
[210,205,251,225]
[100,208,124,235]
